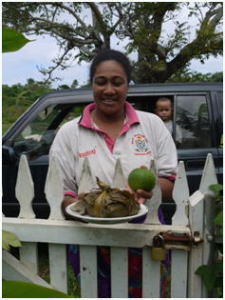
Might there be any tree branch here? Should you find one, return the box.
[29,17,95,45]
[166,4,222,78]
[53,2,87,29]
[38,47,72,82]
[87,2,109,37]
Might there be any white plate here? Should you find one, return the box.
[65,202,148,224]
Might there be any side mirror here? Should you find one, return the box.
[2,145,17,165]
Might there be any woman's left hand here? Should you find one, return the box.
[126,185,153,204]
[134,189,153,204]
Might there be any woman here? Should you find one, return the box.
[50,49,177,297]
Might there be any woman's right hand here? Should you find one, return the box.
[134,189,153,204]
[62,195,78,216]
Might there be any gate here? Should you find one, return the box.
[2,153,218,297]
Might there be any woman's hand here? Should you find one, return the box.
[134,189,153,204]
[62,195,78,216]
[62,195,87,222]
[126,185,152,204]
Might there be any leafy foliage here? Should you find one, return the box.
[195,183,223,297]
[195,263,223,294]
[2,231,22,250]
[2,79,53,134]
[210,184,223,238]
[2,2,223,83]
[2,280,72,298]
[167,68,223,83]
[2,27,33,52]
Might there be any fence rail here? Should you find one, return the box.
[2,153,218,297]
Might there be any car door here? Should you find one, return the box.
[174,92,222,193]
[2,101,89,218]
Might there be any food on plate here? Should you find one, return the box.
[74,178,139,218]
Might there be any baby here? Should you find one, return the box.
[155,97,182,146]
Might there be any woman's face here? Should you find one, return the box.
[92,60,128,116]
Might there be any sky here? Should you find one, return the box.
[2,4,223,88]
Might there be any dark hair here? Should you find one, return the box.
[90,49,132,83]
[155,97,173,106]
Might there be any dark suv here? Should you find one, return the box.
[3,82,223,220]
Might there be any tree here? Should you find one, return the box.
[3,2,223,83]
[2,79,52,133]
[167,68,223,83]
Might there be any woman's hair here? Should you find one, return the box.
[90,49,132,83]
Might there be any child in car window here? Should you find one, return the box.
[155,97,182,147]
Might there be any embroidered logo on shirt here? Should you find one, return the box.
[132,134,151,155]
[79,148,96,158]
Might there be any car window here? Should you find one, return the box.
[12,103,86,158]
[216,91,223,148]
[175,95,211,149]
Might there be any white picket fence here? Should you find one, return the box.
[2,153,218,298]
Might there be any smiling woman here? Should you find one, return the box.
[89,50,133,142]
[92,60,128,123]
[49,48,178,297]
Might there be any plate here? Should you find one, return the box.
[65,202,148,224]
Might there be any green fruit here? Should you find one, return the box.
[128,168,156,192]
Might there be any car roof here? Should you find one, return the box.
[39,82,222,100]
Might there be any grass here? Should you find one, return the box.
[38,243,80,297]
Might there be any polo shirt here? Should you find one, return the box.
[50,101,178,195]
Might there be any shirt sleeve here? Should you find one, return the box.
[147,114,178,179]
[156,127,178,179]
[49,121,78,195]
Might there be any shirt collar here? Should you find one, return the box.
[79,101,139,129]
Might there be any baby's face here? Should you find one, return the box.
[155,100,172,122]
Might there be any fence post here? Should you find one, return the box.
[111,159,129,297]
[15,155,39,274]
[171,161,189,297]
[188,190,204,297]
[112,158,127,189]
[45,156,68,293]
[78,157,97,194]
[188,153,218,297]
[45,156,65,220]
[16,154,35,219]
[144,160,161,224]
[199,153,218,297]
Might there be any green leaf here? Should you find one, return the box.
[214,211,223,226]
[2,280,72,298]
[209,184,223,193]
[2,27,34,53]
[209,184,223,200]
[2,231,22,250]
[195,265,217,291]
